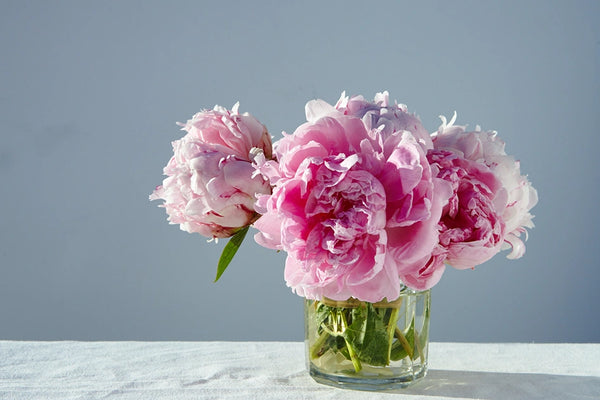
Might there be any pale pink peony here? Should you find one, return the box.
[432,114,538,260]
[150,103,272,238]
[253,98,450,301]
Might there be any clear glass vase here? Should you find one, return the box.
[305,287,430,391]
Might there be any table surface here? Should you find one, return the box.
[0,341,598,400]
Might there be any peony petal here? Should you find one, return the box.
[305,99,338,122]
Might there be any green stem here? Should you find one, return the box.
[386,307,401,362]
[394,326,414,360]
[340,310,362,372]
[309,330,330,359]
[345,340,362,372]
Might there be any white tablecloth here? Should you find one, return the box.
[0,341,598,399]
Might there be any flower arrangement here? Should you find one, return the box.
[150,91,537,387]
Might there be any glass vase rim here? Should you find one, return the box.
[311,286,430,309]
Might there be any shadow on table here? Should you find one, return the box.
[396,369,600,399]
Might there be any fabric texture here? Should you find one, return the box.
[0,341,598,399]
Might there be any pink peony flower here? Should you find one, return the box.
[253,97,450,301]
[427,149,507,270]
[432,114,538,260]
[150,103,272,238]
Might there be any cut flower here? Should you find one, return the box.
[150,103,272,239]
[253,97,451,302]
[432,115,538,261]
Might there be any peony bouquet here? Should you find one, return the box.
[150,92,537,386]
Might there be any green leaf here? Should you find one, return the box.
[214,226,249,282]
[356,306,392,366]
[315,302,331,334]
[340,304,392,367]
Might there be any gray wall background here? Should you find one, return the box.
[1,1,598,342]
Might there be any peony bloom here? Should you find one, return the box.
[427,149,507,270]
[150,103,272,238]
[432,114,538,260]
[253,96,450,301]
